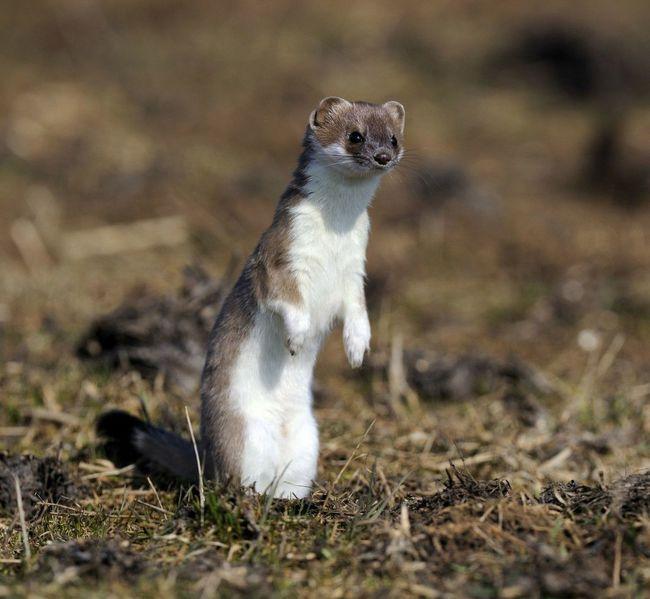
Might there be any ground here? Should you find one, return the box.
[1,1,649,597]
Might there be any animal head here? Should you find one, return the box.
[308,97,405,177]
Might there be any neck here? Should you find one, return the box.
[302,155,381,233]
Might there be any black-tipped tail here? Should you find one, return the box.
[96,410,199,483]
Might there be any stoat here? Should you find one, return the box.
[98,97,405,498]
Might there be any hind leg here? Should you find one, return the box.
[240,417,283,495]
[275,408,318,499]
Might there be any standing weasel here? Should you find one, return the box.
[98,97,405,498]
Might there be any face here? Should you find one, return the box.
[309,97,405,177]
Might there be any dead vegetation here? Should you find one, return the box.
[1,0,649,597]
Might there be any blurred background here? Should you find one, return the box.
[0,0,649,445]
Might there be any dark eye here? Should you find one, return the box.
[391,135,398,148]
[348,131,364,144]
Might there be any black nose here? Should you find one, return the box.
[374,152,391,166]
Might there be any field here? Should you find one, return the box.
[1,1,649,596]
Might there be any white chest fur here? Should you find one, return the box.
[288,164,379,334]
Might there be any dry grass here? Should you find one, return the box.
[1,0,649,597]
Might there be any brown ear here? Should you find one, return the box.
[309,96,351,129]
[383,101,405,134]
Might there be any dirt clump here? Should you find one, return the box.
[403,350,549,401]
[35,539,145,582]
[610,472,650,518]
[540,471,650,521]
[403,465,511,524]
[77,265,231,392]
[0,453,79,519]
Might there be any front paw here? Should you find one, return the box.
[343,314,371,368]
[285,309,311,356]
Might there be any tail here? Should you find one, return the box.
[96,410,199,483]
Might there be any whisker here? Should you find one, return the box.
[392,163,432,189]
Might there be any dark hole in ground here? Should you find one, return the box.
[494,22,649,101]
[511,25,599,99]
